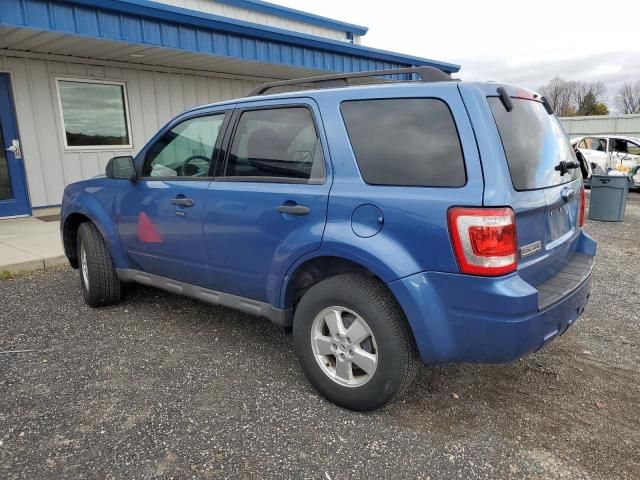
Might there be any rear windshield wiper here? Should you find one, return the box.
[555,160,580,175]
[497,87,513,112]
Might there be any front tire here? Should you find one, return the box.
[293,273,419,411]
[77,222,121,307]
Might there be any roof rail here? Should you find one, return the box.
[248,66,455,96]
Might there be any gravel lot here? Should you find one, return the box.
[1,192,639,480]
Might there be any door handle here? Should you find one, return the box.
[171,197,194,207]
[277,204,310,215]
[5,139,21,159]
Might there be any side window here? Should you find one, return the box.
[225,107,324,182]
[577,139,588,149]
[628,142,640,155]
[142,114,225,178]
[584,137,606,152]
[610,138,625,153]
[340,99,466,187]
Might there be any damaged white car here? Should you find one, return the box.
[572,135,640,188]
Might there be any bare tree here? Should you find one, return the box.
[615,82,640,114]
[539,78,608,116]
[574,81,607,109]
[539,77,578,116]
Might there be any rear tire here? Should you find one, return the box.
[293,273,419,411]
[77,222,121,307]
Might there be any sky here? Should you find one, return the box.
[271,0,640,112]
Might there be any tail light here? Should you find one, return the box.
[448,207,517,276]
[579,186,586,227]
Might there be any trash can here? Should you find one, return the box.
[588,175,632,222]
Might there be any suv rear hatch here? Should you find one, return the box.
[461,84,589,306]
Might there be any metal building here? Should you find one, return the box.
[0,0,459,218]
[560,114,640,140]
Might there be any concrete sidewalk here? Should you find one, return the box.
[0,217,66,274]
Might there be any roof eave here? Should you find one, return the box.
[210,0,369,36]
[86,0,459,71]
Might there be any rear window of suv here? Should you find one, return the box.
[488,97,580,191]
[340,99,466,187]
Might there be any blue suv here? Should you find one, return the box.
[61,67,596,411]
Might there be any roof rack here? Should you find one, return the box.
[248,66,455,96]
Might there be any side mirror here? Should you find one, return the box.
[106,155,136,181]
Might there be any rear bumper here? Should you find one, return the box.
[388,231,596,364]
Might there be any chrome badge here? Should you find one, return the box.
[520,240,542,258]
[561,187,576,202]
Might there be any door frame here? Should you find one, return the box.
[0,71,31,218]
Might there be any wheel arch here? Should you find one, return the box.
[62,212,92,268]
[62,194,126,270]
[280,253,405,315]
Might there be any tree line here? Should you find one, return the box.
[539,77,640,116]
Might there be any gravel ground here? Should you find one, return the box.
[1,192,639,480]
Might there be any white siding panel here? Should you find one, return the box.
[81,151,101,179]
[62,152,83,184]
[169,73,186,116]
[0,53,268,208]
[121,68,147,152]
[5,56,49,207]
[138,69,161,139]
[183,75,198,110]
[67,62,88,77]
[30,59,67,206]
[153,0,353,42]
[154,72,172,123]
[560,115,640,138]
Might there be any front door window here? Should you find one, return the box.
[142,115,226,178]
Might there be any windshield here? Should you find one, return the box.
[488,97,580,191]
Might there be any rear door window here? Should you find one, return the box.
[224,107,324,183]
[340,99,466,187]
[488,97,580,190]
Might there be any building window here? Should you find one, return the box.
[56,79,132,149]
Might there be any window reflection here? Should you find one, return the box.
[58,80,130,147]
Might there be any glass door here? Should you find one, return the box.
[0,73,30,217]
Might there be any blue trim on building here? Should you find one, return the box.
[0,0,461,74]
[212,0,368,36]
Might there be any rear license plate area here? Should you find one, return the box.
[548,203,572,241]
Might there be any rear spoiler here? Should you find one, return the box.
[496,87,553,115]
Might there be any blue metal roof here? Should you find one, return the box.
[0,0,461,74]
[212,0,368,36]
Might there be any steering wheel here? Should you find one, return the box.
[181,155,210,176]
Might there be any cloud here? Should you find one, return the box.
[454,51,640,112]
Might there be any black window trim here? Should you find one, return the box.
[217,103,327,185]
[339,97,468,189]
[137,110,232,182]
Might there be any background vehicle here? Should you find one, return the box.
[632,165,640,189]
[61,68,596,411]
[572,135,640,179]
